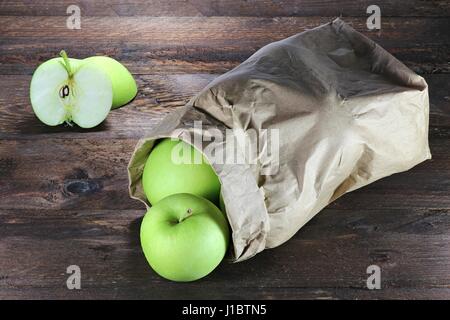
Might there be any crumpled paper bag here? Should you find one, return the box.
[128,18,431,262]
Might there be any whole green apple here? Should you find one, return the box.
[140,193,230,282]
[142,138,221,205]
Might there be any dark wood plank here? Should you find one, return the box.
[1,207,449,299]
[0,72,448,211]
[1,73,448,139]
[1,136,449,211]
[1,287,449,299]
[0,17,448,75]
[0,138,139,210]
[0,74,448,213]
[0,0,449,17]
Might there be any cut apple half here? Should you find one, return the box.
[30,51,113,128]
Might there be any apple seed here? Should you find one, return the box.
[59,85,70,99]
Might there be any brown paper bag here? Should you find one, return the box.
[128,18,431,262]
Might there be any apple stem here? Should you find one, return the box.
[60,50,73,78]
[180,208,193,222]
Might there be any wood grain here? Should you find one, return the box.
[0,207,449,299]
[0,74,448,139]
[0,73,211,138]
[0,17,448,75]
[0,1,449,299]
[0,136,449,212]
[0,0,449,17]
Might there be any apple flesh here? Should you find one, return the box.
[140,193,230,282]
[30,51,113,128]
[142,138,221,205]
[83,56,137,109]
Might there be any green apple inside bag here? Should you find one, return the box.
[142,139,221,205]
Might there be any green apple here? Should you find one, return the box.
[30,51,113,128]
[142,138,221,205]
[140,193,230,282]
[83,56,137,109]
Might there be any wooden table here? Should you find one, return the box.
[0,1,449,299]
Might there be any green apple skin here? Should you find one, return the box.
[140,193,230,282]
[83,56,137,109]
[142,138,221,205]
[29,57,82,120]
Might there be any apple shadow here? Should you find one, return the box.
[125,215,150,267]
[128,216,143,247]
